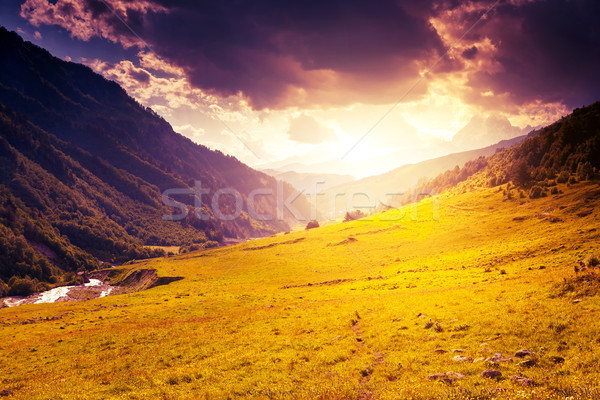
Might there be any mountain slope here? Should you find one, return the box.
[317,135,527,218]
[419,101,600,197]
[0,28,311,294]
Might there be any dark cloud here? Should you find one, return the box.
[19,0,600,110]
[462,0,600,108]
[461,46,478,60]
[22,0,444,108]
[130,68,150,84]
[141,0,447,108]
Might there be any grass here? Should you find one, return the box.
[1,181,599,399]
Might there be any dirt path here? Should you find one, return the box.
[351,313,385,400]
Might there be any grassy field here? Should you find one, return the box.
[1,180,599,399]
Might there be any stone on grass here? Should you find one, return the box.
[511,375,534,386]
[481,369,502,379]
[428,372,465,383]
[452,355,473,362]
[514,349,533,358]
[517,359,536,367]
[433,349,447,354]
[489,353,510,363]
[0,390,13,397]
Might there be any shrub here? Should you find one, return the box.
[588,256,600,268]
[344,210,365,222]
[305,220,320,230]
[529,185,544,199]
[8,277,36,296]
[557,171,570,183]
[551,187,559,195]
[576,162,594,181]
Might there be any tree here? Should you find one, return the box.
[344,210,365,222]
[576,161,594,181]
[305,220,319,230]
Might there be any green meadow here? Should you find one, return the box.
[1,180,599,399]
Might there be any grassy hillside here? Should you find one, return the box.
[1,178,599,399]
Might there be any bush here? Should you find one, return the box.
[557,171,570,183]
[344,210,365,222]
[568,176,578,184]
[529,185,544,199]
[8,277,36,296]
[305,220,320,230]
[588,256,600,268]
[576,162,594,181]
[0,280,8,297]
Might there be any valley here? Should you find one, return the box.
[1,179,598,399]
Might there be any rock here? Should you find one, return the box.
[550,356,565,364]
[474,357,485,363]
[0,390,13,397]
[489,353,510,364]
[433,349,447,354]
[452,355,473,362]
[511,375,534,386]
[452,349,465,353]
[517,359,536,367]
[481,369,502,379]
[445,372,466,381]
[573,299,582,303]
[428,373,450,382]
[514,349,533,358]
[428,372,465,383]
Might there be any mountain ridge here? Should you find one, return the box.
[0,28,311,295]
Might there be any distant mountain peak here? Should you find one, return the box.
[452,114,530,150]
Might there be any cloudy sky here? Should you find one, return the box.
[1,0,598,176]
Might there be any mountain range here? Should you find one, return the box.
[0,28,311,294]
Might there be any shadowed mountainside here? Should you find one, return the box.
[0,28,311,295]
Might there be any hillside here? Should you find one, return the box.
[1,102,599,398]
[318,135,526,219]
[417,101,600,198]
[0,28,311,295]
[1,177,598,399]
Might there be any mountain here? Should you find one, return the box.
[316,135,527,219]
[261,169,355,195]
[417,101,600,197]
[452,114,532,151]
[0,28,311,295]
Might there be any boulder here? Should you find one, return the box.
[0,390,13,397]
[452,355,473,362]
[488,353,510,364]
[481,369,502,379]
[517,359,536,367]
[514,349,533,358]
[428,372,465,383]
[511,375,534,386]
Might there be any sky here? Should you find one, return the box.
[1,0,598,178]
